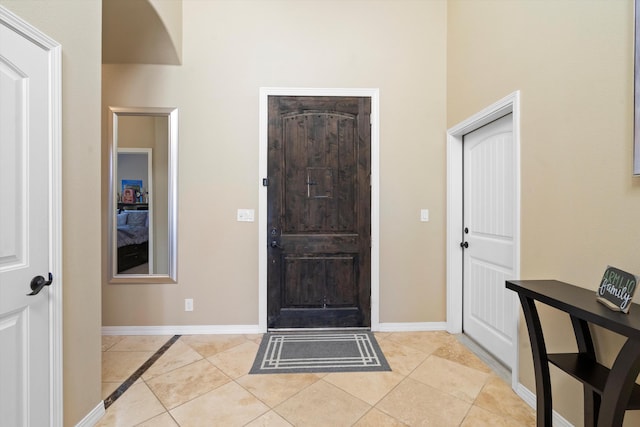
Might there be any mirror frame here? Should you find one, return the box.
[108,106,178,284]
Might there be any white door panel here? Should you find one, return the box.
[0,9,58,426]
[463,114,515,368]
[0,54,26,269]
[469,236,514,270]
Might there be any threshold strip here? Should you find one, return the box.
[103,334,181,409]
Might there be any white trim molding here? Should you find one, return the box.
[258,87,380,332]
[0,6,63,427]
[102,322,448,335]
[516,383,574,427]
[377,322,447,332]
[102,322,447,335]
[102,324,264,336]
[74,402,105,427]
[446,91,521,391]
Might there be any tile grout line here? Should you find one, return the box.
[103,335,181,410]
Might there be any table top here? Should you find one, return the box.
[506,280,640,339]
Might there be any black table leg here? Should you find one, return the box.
[570,316,599,426]
[519,294,553,427]
[598,338,640,426]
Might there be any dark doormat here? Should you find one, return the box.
[250,331,391,374]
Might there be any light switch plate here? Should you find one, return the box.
[237,209,255,222]
[420,209,429,222]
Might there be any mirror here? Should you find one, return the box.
[108,107,178,283]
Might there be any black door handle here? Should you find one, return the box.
[27,272,53,296]
[270,240,283,249]
[460,241,469,249]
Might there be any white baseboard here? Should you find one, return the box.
[516,383,574,427]
[102,322,448,335]
[74,401,105,427]
[376,322,447,332]
[102,324,264,335]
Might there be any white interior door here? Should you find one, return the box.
[462,114,516,368]
[0,8,61,426]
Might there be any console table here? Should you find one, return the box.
[506,280,640,427]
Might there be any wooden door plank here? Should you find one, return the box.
[267,96,371,328]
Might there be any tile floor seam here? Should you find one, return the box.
[408,358,492,404]
[128,397,167,427]
[151,367,235,414]
[269,406,290,425]
[240,406,273,427]
[103,335,181,409]
[472,393,524,425]
[229,375,273,410]
[468,404,528,427]
[321,377,373,408]
[369,372,414,410]
[262,373,324,413]
[473,378,534,425]
[401,349,432,378]
[271,379,374,427]
[350,406,387,427]
[370,407,412,427]
[141,376,173,413]
[142,354,209,382]
[458,400,476,427]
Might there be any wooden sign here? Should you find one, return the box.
[596,266,639,313]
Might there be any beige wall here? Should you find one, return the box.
[12,0,630,424]
[0,0,102,426]
[102,0,448,326]
[448,0,639,425]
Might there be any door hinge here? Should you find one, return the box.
[262,178,269,187]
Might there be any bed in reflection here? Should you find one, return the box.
[116,210,149,273]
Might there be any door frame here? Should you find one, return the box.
[446,91,521,389]
[258,87,380,332]
[0,6,63,426]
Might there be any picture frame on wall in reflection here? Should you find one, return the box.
[121,179,143,203]
[122,188,136,204]
[635,0,640,175]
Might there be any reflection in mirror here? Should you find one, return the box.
[109,107,177,283]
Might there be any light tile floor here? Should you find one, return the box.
[98,331,535,426]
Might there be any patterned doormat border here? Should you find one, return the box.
[250,331,391,374]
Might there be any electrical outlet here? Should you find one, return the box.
[185,298,193,312]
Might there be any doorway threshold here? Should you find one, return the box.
[268,327,371,332]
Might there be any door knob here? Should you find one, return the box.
[270,240,283,249]
[460,242,469,249]
[27,272,53,296]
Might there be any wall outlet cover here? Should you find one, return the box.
[237,209,255,222]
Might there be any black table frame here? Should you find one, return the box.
[506,280,640,427]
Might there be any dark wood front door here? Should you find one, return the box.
[267,96,371,329]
